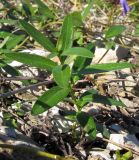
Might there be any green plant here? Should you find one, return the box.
[116,150,133,160]
[1,0,138,159]
[1,8,134,141]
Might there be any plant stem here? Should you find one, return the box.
[0,143,62,159]
[0,143,78,160]
[12,37,29,51]
[70,86,81,112]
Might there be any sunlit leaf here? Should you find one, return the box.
[73,43,95,71]
[0,31,24,49]
[4,51,57,71]
[34,0,54,18]
[0,19,17,24]
[32,86,70,115]
[62,47,93,58]
[78,63,134,75]
[71,11,83,27]
[82,0,93,20]
[56,14,73,52]
[105,25,126,38]
[19,20,56,53]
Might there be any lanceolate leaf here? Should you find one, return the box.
[71,11,83,27]
[6,35,25,49]
[62,47,93,58]
[34,0,54,18]
[0,32,24,49]
[0,19,17,24]
[78,90,126,108]
[4,51,57,71]
[77,112,96,139]
[134,24,139,36]
[73,43,95,71]
[19,20,56,53]
[2,64,29,85]
[56,14,73,52]
[31,86,70,115]
[82,0,93,20]
[0,59,20,76]
[105,25,126,38]
[78,63,134,75]
[52,65,71,88]
[0,59,29,85]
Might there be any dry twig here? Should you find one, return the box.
[0,80,53,98]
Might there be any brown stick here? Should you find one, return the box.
[101,137,139,156]
[0,80,53,98]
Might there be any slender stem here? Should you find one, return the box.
[42,21,62,29]
[0,143,78,160]
[96,49,109,64]
[70,85,81,112]
[12,37,29,52]
[0,143,63,160]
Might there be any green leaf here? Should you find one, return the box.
[56,14,73,52]
[122,151,133,160]
[78,90,126,108]
[78,63,134,75]
[4,51,57,71]
[31,86,70,115]
[0,59,29,85]
[19,20,56,53]
[0,60,6,67]
[0,19,17,24]
[52,65,71,88]
[6,35,24,49]
[73,43,95,71]
[105,41,115,50]
[62,47,93,58]
[82,0,93,20]
[0,59,20,76]
[22,1,32,17]
[93,95,126,107]
[105,25,126,38]
[0,31,12,38]
[73,56,92,71]
[0,31,24,49]
[97,124,110,139]
[34,0,54,18]
[0,60,21,76]
[116,150,121,160]
[2,64,21,76]
[77,90,97,107]
[0,36,10,49]
[116,150,132,160]
[76,112,96,139]
[71,11,83,27]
